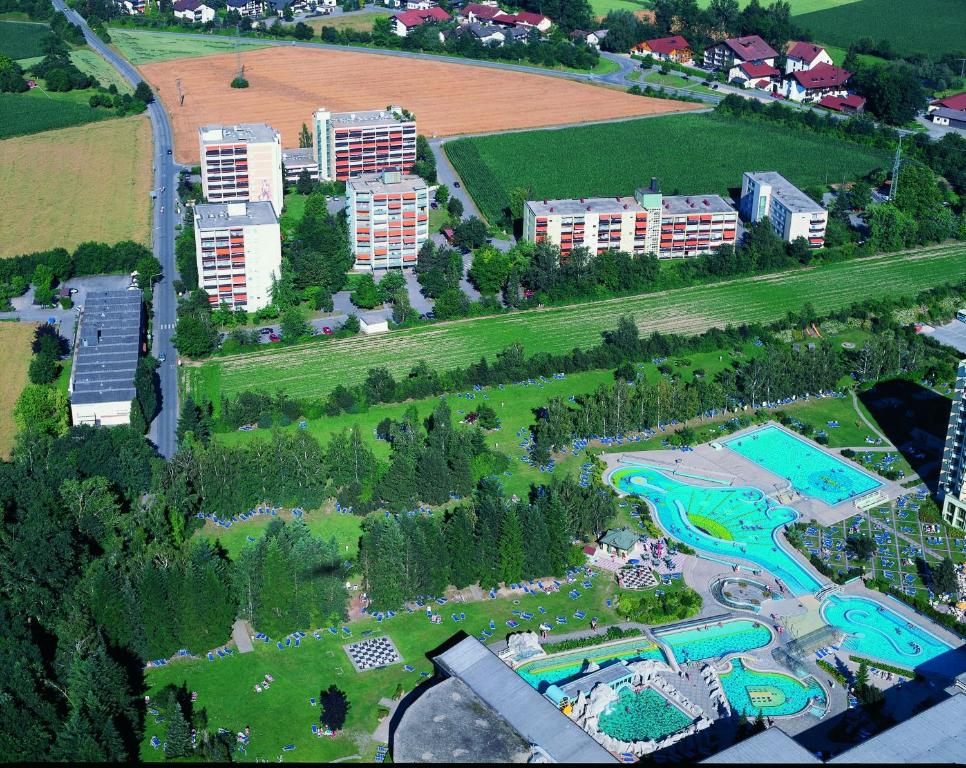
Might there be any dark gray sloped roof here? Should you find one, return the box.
[702,726,820,763]
[71,290,142,405]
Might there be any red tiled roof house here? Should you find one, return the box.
[631,35,692,65]
[784,41,833,74]
[783,63,852,103]
[392,7,450,36]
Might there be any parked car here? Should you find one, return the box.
[430,202,438,209]
[158,352,166,363]
[322,326,333,335]
[425,311,436,320]
[259,327,273,335]
[268,333,280,342]
[453,181,461,188]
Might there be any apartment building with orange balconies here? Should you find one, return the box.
[347,169,430,271]
[313,107,417,182]
[522,179,737,260]
[199,123,284,216]
[193,201,281,312]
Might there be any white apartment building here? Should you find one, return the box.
[312,107,417,181]
[941,361,966,530]
[199,124,284,216]
[194,201,281,312]
[739,171,828,248]
[347,169,429,271]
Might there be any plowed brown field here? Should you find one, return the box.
[138,47,703,163]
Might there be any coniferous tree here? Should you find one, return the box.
[445,506,481,589]
[497,506,525,585]
[164,695,192,759]
[474,478,505,588]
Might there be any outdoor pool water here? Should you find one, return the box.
[822,594,961,675]
[719,659,826,717]
[517,638,666,691]
[610,465,822,595]
[657,619,773,664]
[724,425,882,505]
[597,687,693,742]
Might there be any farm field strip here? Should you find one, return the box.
[0,19,48,59]
[196,244,966,402]
[0,322,36,459]
[108,28,269,64]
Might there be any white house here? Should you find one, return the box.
[731,61,780,91]
[467,22,505,45]
[173,0,215,23]
[785,41,833,73]
[391,7,450,36]
[704,35,777,78]
[783,63,852,103]
[118,0,145,14]
[225,0,266,18]
[405,0,437,8]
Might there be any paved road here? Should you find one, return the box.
[53,0,181,457]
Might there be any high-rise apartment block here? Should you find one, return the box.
[739,171,827,247]
[313,107,417,182]
[199,124,284,215]
[523,180,738,260]
[193,201,281,312]
[940,361,966,530]
[347,169,429,271]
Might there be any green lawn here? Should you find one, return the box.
[796,0,966,57]
[108,28,269,65]
[279,191,307,239]
[590,0,650,16]
[142,574,623,762]
[0,19,49,59]
[643,71,717,96]
[0,88,115,140]
[444,113,889,225]
[185,243,966,403]
[69,48,133,93]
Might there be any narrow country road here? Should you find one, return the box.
[52,0,180,458]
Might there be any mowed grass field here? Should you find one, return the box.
[69,48,133,92]
[0,116,153,256]
[444,113,890,224]
[796,0,966,56]
[0,323,35,459]
[108,27,269,64]
[301,9,392,34]
[187,243,966,404]
[0,19,48,59]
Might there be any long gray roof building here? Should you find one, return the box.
[70,290,142,408]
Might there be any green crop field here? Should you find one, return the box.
[444,113,890,225]
[796,0,966,57]
[0,19,48,59]
[186,243,966,406]
[69,48,133,93]
[108,28,269,65]
[0,89,115,140]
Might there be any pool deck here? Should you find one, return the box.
[605,421,906,528]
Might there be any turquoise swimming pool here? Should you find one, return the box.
[822,594,961,675]
[610,465,822,596]
[598,687,693,742]
[724,425,882,506]
[719,659,826,717]
[657,619,773,664]
[517,638,666,690]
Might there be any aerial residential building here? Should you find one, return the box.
[347,169,430,271]
[817,93,866,114]
[631,35,692,65]
[731,62,781,90]
[784,41,833,73]
[940,361,966,530]
[704,35,777,80]
[930,107,966,130]
[571,29,607,50]
[312,107,417,181]
[198,124,284,216]
[510,10,551,31]
[405,0,438,9]
[739,171,827,247]
[523,179,737,261]
[928,92,966,113]
[193,201,281,312]
[466,22,506,44]
[281,148,320,183]
[783,63,852,103]
[225,0,265,17]
[69,290,143,428]
[391,6,451,35]
[118,0,145,13]
[173,0,215,22]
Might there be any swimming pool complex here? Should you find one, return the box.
[719,659,826,717]
[724,425,882,506]
[821,594,959,674]
[656,619,773,664]
[610,465,822,595]
[517,637,665,690]
[597,687,693,742]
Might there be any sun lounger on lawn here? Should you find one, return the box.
[521,612,534,620]
[489,620,495,630]
[343,627,351,635]
[283,744,295,751]
[506,620,519,628]
[208,652,214,661]
[574,610,586,619]
[557,616,567,624]
[404,664,415,672]
[277,642,284,650]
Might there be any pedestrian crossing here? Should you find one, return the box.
[155,322,175,330]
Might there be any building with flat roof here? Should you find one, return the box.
[194,201,281,311]
[281,147,320,184]
[940,361,966,530]
[313,107,417,182]
[347,169,429,270]
[739,171,827,247]
[391,635,616,763]
[522,179,738,260]
[69,290,143,427]
[199,123,284,215]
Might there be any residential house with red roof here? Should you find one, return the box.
[392,6,450,36]
[731,61,781,92]
[818,94,866,114]
[929,92,966,113]
[631,35,692,65]
[511,10,551,31]
[784,41,833,74]
[783,63,852,103]
[459,2,551,31]
[704,34,777,81]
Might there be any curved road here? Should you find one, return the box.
[53,0,180,458]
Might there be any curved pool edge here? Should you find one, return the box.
[717,654,830,720]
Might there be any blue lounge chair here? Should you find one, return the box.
[404,664,415,672]
[506,620,519,628]
[207,652,214,661]
[277,642,284,650]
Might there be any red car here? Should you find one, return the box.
[322,326,333,335]
[268,333,280,342]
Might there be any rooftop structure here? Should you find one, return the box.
[786,41,829,66]
[702,726,819,763]
[524,195,640,217]
[940,361,966,530]
[69,290,143,427]
[722,35,778,62]
[199,123,278,145]
[194,200,278,229]
[929,91,966,112]
[817,94,865,113]
[660,194,735,215]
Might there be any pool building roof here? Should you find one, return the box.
[556,660,635,701]
[599,528,640,552]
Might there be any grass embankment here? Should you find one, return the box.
[0,322,36,459]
